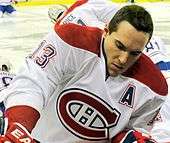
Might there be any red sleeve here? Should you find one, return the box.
[5,105,40,132]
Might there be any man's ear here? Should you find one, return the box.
[103,28,109,38]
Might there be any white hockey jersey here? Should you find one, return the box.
[59,3,170,141]
[0,71,15,118]
[0,71,14,92]
[2,23,167,143]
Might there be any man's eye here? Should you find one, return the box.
[130,51,141,56]
[115,41,125,51]
[116,44,124,51]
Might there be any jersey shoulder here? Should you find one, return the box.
[123,54,168,96]
[55,23,103,55]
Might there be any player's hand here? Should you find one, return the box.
[0,122,36,143]
[111,129,157,143]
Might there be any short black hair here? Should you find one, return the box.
[108,5,153,40]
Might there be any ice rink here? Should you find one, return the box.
[0,2,170,73]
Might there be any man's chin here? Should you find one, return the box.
[108,70,119,77]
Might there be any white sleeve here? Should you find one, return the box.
[127,88,166,135]
[60,0,120,29]
[4,29,96,113]
[143,36,169,64]
[150,78,170,142]
[86,0,120,24]
[4,31,70,112]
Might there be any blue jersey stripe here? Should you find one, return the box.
[156,61,170,70]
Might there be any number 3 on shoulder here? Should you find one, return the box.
[30,40,56,68]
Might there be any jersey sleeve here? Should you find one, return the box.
[2,24,102,135]
[3,31,76,113]
[3,24,101,112]
[143,36,169,64]
[59,0,119,29]
[85,0,119,24]
[150,78,170,142]
[127,89,165,135]
[122,54,168,136]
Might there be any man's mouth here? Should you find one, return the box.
[111,63,123,70]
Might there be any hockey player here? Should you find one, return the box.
[0,4,167,143]
[0,57,15,134]
[0,56,14,92]
[56,1,170,142]
[49,3,170,142]
[0,0,17,18]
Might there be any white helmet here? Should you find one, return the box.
[0,57,12,72]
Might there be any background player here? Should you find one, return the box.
[0,0,17,18]
[0,56,14,91]
[0,57,15,134]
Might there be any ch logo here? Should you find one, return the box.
[57,88,121,141]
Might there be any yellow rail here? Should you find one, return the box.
[15,0,170,6]
[15,0,75,6]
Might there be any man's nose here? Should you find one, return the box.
[118,51,129,64]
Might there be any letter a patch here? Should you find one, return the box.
[119,84,135,108]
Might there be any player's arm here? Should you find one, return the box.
[143,36,168,64]
[53,0,120,28]
[116,60,168,143]
[111,101,162,143]
[0,106,39,143]
[111,98,163,143]
[143,36,170,78]
[0,32,68,142]
[124,95,165,142]
[88,0,120,24]
[0,25,88,142]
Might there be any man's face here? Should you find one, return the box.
[104,21,150,77]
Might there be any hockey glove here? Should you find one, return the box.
[0,121,37,143]
[111,129,157,143]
